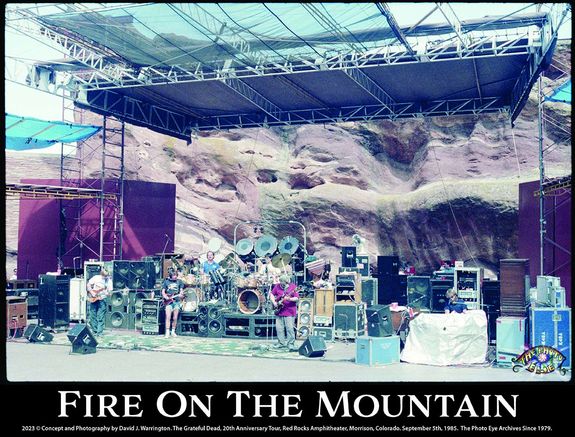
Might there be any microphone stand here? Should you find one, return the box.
[161,234,171,279]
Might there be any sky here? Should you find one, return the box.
[4,3,572,155]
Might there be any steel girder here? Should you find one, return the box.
[80,88,504,133]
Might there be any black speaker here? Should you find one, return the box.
[378,274,407,306]
[430,278,452,312]
[298,335,327,358]
[111,261,131,289]
[377,256,399,276]
[366,305,393,337]
[407,276,431,310]
[341,246,357,268]
[67,324,98,354]
[129,261,156,289]
[38,274,70,330]
[24,324,53,342]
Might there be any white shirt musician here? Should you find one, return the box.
[86,268,113,337]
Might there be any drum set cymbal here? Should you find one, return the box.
[271,253,292,269]
[207,237,222,253]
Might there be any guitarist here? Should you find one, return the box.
[161,268,185,338]
[86,267,112,337]
[269,275,299,351]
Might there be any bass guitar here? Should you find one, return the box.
[163,290,184,305]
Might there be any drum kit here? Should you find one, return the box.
[173,234,305,316]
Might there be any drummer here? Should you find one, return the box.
[202,251,220,274]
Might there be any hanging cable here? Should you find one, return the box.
[431,146,478,267]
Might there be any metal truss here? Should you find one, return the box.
[222,78,284,123]
[533,175,572,197]
[24,14,541,93]
[5,183,114,200]
[81,90,508,133]
[509,3,570,122]
[77,89,195,141]
[342,67,396,113]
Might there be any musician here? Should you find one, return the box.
[202,251,220,274]
[86,268,113,337]
[269,275,299,351]
[444,289,468,314]
[161,268,185,338]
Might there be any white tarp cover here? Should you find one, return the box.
[400,310,488,366]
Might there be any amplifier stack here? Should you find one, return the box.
[500,259,530,317]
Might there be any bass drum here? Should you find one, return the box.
[182,288,203,312]
[237,289,266,315]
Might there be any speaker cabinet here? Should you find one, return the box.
[430,278,452,313]
[129,261,156,289]
[500,259,530,316]
[196,303,226,338]
[361,278,378,306]
[16,288,39,320]
[365,305,393,337]
[377,256,399,276]
[84,262,105,283]
[296,298,314,339]
[334,303,365,339]
[298,335,327,358]
[38,274,70,330]
[130,290,154,314]
[378,274,407,306]
[106,311,134,330]
[341,246,357,267]
[67,324,98,354]
[222,313,276,339]
[177,311,199,336]
[483,279,501,344]
[142,256,163,285]
[407,276,431,310]
[24,324,53,342]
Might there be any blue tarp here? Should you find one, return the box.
[5,113,101,151]
[545,79,571,104]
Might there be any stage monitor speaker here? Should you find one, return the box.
[366,305,393,337]
[24,324,53,342]
[407,276,431,310]
[298,335,327,358]
[67,324,98,354]
[296,298,314,339]
[341,246,357,268]
[377,256,399,276]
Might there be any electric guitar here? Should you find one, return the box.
[273,288,299,316]
[163,289,184,305]
[87,285,109,303]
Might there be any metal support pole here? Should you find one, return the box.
[117,121,125,259]
[537,75,545,275]
[99,116,107,261]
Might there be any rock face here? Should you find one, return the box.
[4,44,571,277]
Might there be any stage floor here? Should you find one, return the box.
[5,330,570,382]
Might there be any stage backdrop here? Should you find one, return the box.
[17,179,175,279]
[518,180,571,306]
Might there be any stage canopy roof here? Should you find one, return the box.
[5,113,102,151]
[9,3,570,141]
